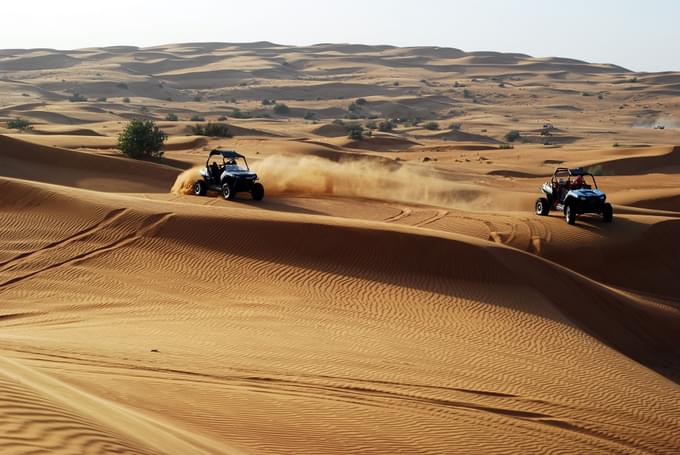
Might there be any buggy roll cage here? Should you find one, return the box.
[550,167,598,189]
[207,149,250,170]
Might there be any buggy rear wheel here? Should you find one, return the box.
[222,182,235,200]
[251,182,264,201]
[602,203,613,222]
[535,197,550,216]
[193,180,206,196]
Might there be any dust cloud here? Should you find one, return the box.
[171,167,202,195]
[171,155,491,209]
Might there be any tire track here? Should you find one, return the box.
[0,213,172,291]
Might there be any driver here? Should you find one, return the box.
[210,162,220,180]
[226,158,237,166]
[572,175,584,189]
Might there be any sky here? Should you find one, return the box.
[3,0,680,72]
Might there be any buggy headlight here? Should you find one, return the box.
[579,196,586,200]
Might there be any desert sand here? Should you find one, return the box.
[1,43,679,454]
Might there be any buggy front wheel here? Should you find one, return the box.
[565,203,576,225]
[251,183,264,201]
[602,203,613,222]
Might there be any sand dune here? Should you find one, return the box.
[1,42,680,454]
[0,135,177,191]
[1,175,679,454]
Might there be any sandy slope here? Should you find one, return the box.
[1,42,680,454]
[1,136,680,454]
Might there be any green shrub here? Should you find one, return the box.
[449,122,462,131]
[346,124,364,140]
[304,111,317,121]
[273,103,290,115]
[7,118,31,130]
[378,120,394,132]
[165,113,178,121]
[117,119,167,159]
[192,122,232,137]
[499,143,514,149]
[423,121,439,131]
[231,109,251,119]
[356,98,367,105]
[190,115,205,121]
[463,89,472,98]
[504,130,521,142]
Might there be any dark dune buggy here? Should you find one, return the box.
[535,167,613,225]
[192,149,264,201]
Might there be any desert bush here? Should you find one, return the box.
[304,111,317,121]
[190,115,205,121]
[7,118,31,130]
[231,109,251,119]
[393,81,400,86]
[165,113,178,121]
[346,124,364,140]
[378,120,394,132]
[217,115,228,121]
[628,77,639,83]
[613,143,620,147]
[123,97,131,103]
[96,96,107,102]
[586,164,605,175]
[192,122,232,137]
[69,92,87,102]
[499,143,514,149]
[463,89,473,98]
[273,103,290,115]
[332,119,345,126]
[449,122,462,131]
[423,121,439,131]
[116,82,129,89]
[118,119,166,159]
[365,120,377,130]
[504,130,521,142]
[356,98,367,105]
[261,98,275,106]
[347,102,360,113]
[193,95,203,102]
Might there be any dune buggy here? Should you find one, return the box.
[535,167,612,225]
[192,149,264,201]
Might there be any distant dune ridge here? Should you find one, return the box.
[1,42,680,454]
